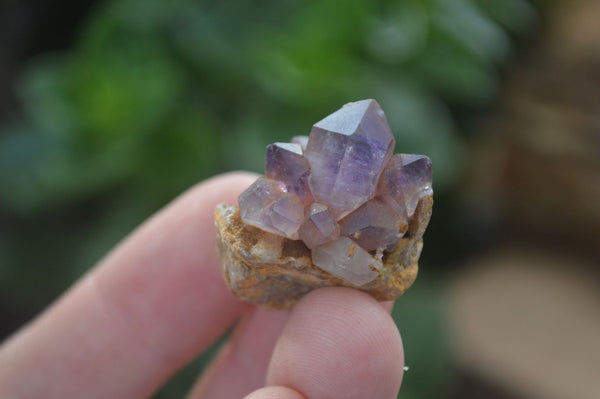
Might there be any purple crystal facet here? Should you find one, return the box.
[311,237,382,286]
[298,203,340,249]
[239,177,305,239]
[291,136,309,152]
[304,99,395,219]
[377,154,432,217]
[266,142,312,203]
[339,198,407,252]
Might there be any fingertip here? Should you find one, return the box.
[222,170,261,180]
[198,171,259,192]
[244,386,306,399]
[188,308,290,398]
[381,300,395,313]
[267,287,404,399]
[180,171,257,208]
[0,171,263,399]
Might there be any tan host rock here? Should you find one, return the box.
[215,195,432,310]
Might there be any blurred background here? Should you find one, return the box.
[1,0,599,397]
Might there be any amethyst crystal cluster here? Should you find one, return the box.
[238,99,432,286]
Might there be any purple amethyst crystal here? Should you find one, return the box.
[236,99,433,286]
[311,237,382,286]
[266,142,312,203]
[239,177,305,239]
[291,136,309,152]
[377,154,433,217]
[298,203,340,249]
[304,99,395,219]
[339,198,408,251]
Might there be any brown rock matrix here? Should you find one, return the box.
[215,195,432,309]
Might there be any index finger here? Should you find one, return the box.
[0,172,257,398]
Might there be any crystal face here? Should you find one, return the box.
[239,177,305,239]
[237,99,433,286]
[266,142,312,203]
[339,198,407,252]
[291,136,309,152]
[298,203,340,249]
[312,237,382,286]
[377,154,432,218]
[304,99,395,219]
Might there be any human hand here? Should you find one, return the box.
[0,172,404,399]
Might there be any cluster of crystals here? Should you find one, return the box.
[239,99,432,286]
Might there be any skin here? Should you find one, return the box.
[0,172,404,399]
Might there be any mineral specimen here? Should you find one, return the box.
[238,177,305,239]
[217,99,433,309]
[312,236,382,286]
[304,99,395,219]
[266,142,312,203]
[291,135,309,152]
[338,198,407,252]
[298,203,340,249]
[378,153,433,218]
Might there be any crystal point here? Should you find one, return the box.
[298,203,340,249]
[239,177,305,239]
[304,99,395,219]
[339,198,407,252]
[377,154,432,217]
[266,142,312,203]
[291,136,309,152]
[312,237,382,286]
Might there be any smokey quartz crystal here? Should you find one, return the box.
[216,99,433,308]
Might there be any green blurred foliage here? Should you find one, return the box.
[0,0,537,397]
